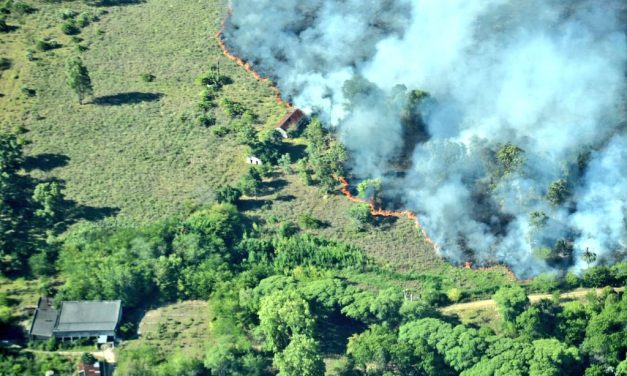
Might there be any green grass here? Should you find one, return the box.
[1,0,286,223]
[126,300,213,359]
[0,276,43,329]
[0,0,513,288]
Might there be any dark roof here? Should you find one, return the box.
[276,109,304,130]
[30,297,59,338]
[54,300,122,333]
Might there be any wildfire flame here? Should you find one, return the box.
[215,13,291,109]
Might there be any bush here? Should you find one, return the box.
[529,273,560,293]
[0,17,9,32]
[141,73,155,82]
[298,213,323,229]
[81,353,96,365]
[35,39,60,51]
[0,57,10,71]
[60,9,78,20]
[196,113,216,127]
[20,85,35,97]
[77,12,96,27]
[212,125,229,137]
[582,266,616,288]
[348,203,373,230]
[446,287,462,303]
[12,2,35,15]
[610,262,627,284]
[61,20,80,35]
[220,98,247,118]
[215,185,242,204]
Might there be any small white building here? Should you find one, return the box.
[246,156,263,165]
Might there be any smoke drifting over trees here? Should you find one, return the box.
[225,0,626,277]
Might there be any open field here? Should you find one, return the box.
[1,0,285,223]
[126,300,212,359]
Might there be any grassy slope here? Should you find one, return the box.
[127,300,213,358]
[1,0,285,222]
[0,0,511,290]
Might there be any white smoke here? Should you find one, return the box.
[225,0,627,277]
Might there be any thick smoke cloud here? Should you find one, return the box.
[225,0,626,277]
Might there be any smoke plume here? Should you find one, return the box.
[224,0,627,277]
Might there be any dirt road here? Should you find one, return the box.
[441,287,624,314]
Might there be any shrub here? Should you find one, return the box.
[530,273,560,293]
[220,98,246,118]
[196,113,216,127]
[564,272,580,289]
[215,185,242,204]
[348,203,373,230]
[20,85,35,97]
[77,12,96,27]
[212,125,229,137]
[0,17,9,32]
[446,287,462,303]
[582,266,616,288]
[60,9,78,20]
[35,39,60,51]
[0,57,10,71]
[298,213,323,229]
[61,20,80,35]
[141,73,155,82]
[81,353,96,365]
[12,2,35,15]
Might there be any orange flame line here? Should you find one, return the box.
[215,13,291,109]
[338,176,437,248]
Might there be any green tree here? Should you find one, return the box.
[546,179,569,206]
[32,182,63,221]
[66,57,93,104]
[347,324,396,373]
[356,178,382,201]
[158,354,209,376]
[529,339,581,376]
[116,345,160,376]
[278,153,292,174]
[557,301,590,346]
[496,143,524,175]
[215,185,242,205]
[0,133,26,275]
[582,248,597,268]
[516,300,560,340]
[582,293,627,367]
[258,290,315,351]
[273,334,325,376]
[493,285,529,323]
[348,203,373,230]
[239,167,262,197]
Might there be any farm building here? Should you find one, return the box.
[246,156,263,165]
[29,297,58,340]
[275,109,305,138]
[29,298,122,342]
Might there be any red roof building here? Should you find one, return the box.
[275,109,305,138]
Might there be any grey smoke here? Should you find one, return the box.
[225,0,627,277]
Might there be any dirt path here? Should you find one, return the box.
[441,287,624,314]
[24,347,117,363]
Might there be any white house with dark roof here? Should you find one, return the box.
[30,298,122,342]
